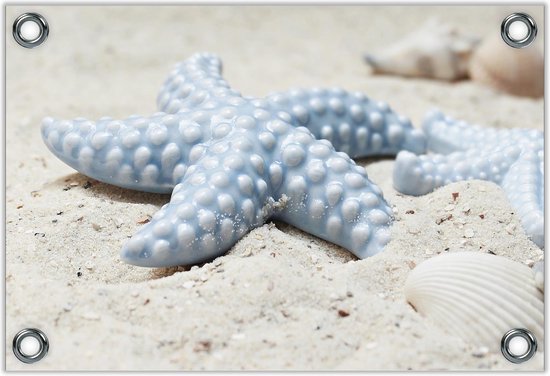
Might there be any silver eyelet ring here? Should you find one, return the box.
[12,13,49,49]
[501,328,537,364]
[501,13,537,49]
[12,328,49,364]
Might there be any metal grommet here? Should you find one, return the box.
[12,328,49,364]
[501,13,537,48]
[501,328,537,363]
[12,13,49,49]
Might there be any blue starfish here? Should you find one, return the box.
[41,53,426,267]
[394,110,543,248]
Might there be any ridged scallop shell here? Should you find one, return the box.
[405,252,543,352]
[469,35,543,98]
[533,260,544,293]
[364,19,480,81]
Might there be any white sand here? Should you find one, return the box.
[6,5,544,370]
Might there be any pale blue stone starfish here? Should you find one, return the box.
[41,53,426,267]
[393,110,544,248]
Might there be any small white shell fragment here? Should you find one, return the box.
[405,251,543,352]
[81,312,101,321]
[182,280,195,289]
[471,346,489,358]
[365,342,378,350]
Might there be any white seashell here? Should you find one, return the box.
[469,35,543,98]
[532,260,544,293]
[405,251,543,352]
[364,18,480,81]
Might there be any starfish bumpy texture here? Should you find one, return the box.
[41,53,426,267]
[393,110,543,248]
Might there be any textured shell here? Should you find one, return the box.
[364,19,480,81]
[533,261,544,293]
[405,252,543,352]
[469,35,543,98]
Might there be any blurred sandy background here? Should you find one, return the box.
[6,5,544,370]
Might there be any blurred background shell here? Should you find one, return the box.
[364,19,480,81]
[404,251,543,352]
[469,35,544,98]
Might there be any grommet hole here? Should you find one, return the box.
[12,13,49,48]
[500,328,537,364]
[12,328,49,364]
[501,13,537,48]
[507,20,529,42]
[507,335,529,357]
[19,20,41,42]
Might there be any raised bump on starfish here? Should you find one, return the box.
[393,110,544,248]
[40,53,408,267]
[119,105,393,266]
[42,53,426,194]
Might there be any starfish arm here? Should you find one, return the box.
[121,110,393,267]
[393,144,522,196]
[262,89,426,158]
[422,110,505,153]
[157,52,244,113]
[501,148,544,248]
[396,111,544,250]
[423,110,542,154]
[270,130,393,259]
[40,111,219,193]
[120,130,273,267]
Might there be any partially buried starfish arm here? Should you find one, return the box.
[269,128,393,259]
[393,111,544,248]
[501,148,544,248]
[121,109,393,267]
[157,53,426,158]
